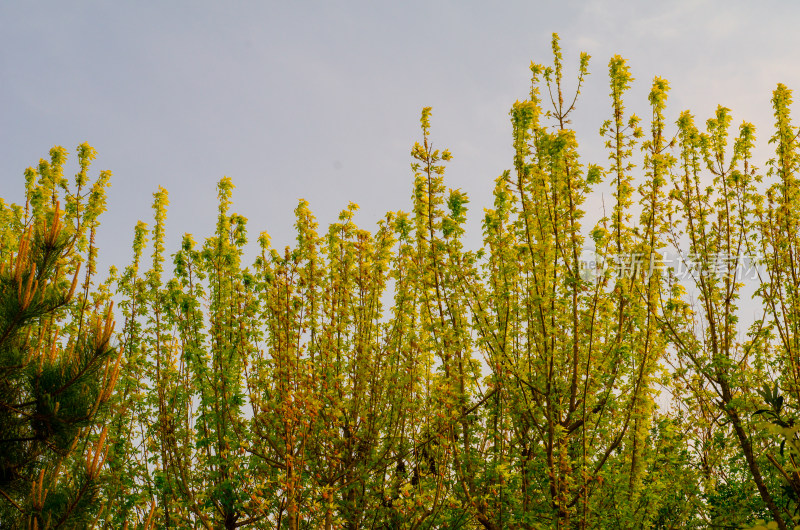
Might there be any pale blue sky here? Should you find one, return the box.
[1,1,798,274]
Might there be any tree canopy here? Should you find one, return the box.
[4,34,800,529]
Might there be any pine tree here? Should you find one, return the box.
[0,145,119,529]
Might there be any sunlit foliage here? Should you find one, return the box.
[6,34,800,529]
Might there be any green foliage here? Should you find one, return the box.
[0,146,118,529]
[11,35,800,529]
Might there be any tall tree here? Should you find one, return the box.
[0,145,119,529]
[661,101,783,526]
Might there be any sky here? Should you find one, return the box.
[1,1,799,278]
